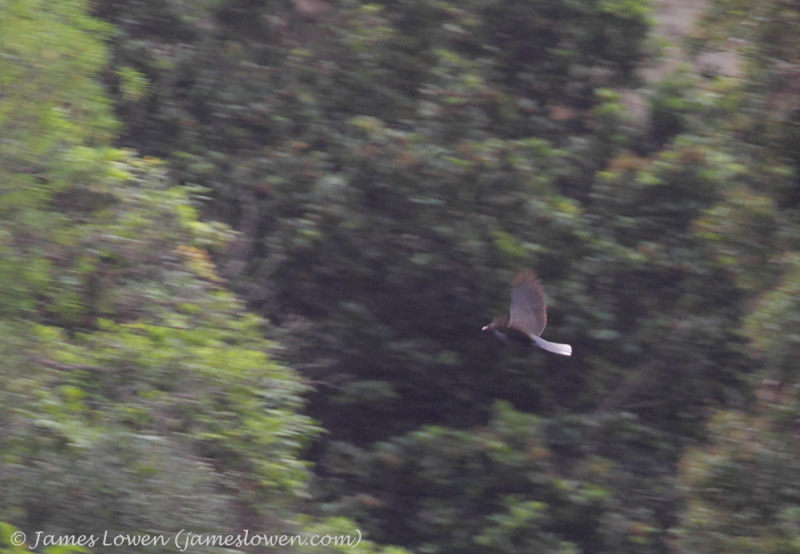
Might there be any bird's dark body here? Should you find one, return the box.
[489,325,534,347]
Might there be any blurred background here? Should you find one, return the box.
[1,0,799,552]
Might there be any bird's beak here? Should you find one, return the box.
[481,325,489,331]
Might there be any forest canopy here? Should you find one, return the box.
[1,0,799,553]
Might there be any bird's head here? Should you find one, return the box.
[482,315,509,333]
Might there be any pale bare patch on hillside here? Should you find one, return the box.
[620,0,740,128]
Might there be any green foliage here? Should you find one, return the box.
[94,0,662,440]
[89,0,784,553]
[670,0,800,551]
[0,150,317,545]
[17,0,788,552]
[0,0,324,551]
[696,0,800,206]
[648,68,698,147]
[744,254,800,381]
[315,402,677,554]
[676,407,800,554]
[0,0,116,318]
[693,185,782,292]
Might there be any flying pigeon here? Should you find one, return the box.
[482,269,572,356]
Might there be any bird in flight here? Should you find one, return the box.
[482,269,572,356]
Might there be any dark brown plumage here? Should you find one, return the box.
[483,269,572,356]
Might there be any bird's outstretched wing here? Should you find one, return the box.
[509,269,547,337]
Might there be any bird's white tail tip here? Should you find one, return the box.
[531,336,572,356]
